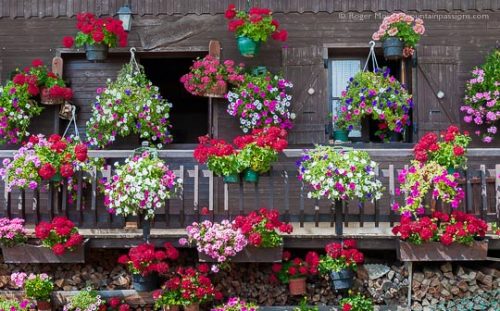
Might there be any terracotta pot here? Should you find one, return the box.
[36,300,52,311]
[163,306,180,311]
[288,277,307,295]
[183,303,199,311]
[202,83,227,98]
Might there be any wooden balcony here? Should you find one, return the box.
[1,148,499,250]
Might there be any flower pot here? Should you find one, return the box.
[289,277,307,295]
[237,36,261,58]
[183,303,199,311]
[1,241,87,263]
[163,306,180,311]
[40,88,64,106]
[333,129,349,142]
[85,43,109,61]
[243,169,259,183]
[447,167,456,174]
[382,37,404,60]
[202,83,228,98]
[387,131,403,143]
[36,300,51,311]
[397,240,488,261]
[330,268,354,290]
[50,172,62,183]
[132,272,159,292]
[223,173,240,184]
[251,66,267,76]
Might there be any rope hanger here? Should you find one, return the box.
[129,47,141,73]
[62,105,79,139]
[363,41,380,72]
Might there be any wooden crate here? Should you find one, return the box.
[1,241,87,263]
[198,245,283,263]
[397,240,488,261]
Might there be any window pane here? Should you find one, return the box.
[330,60,361,98]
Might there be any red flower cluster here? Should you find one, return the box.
[342,304,352,311]
[233,208,293,247]
[233,126,288,152]
[392,211,488,246]
[271,251,320,283]
[117,242,179,277]
[325,240,364,266]
[63,12,128,48]
[193,136,236,164]
[413,125,470,164]
[34,216,83,255]
[34,134,88,180]
[162,265,222,303]
[101,297,130,311]
[43,84,73,101]
[225,4,288,42]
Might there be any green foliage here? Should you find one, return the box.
[340,293,374,311]
[234,11,276,42]
[430,134,471,169]
[237,144,277,174]
[207,154,245,177]
[0,298,30,311]
[154,290,185,310]
[318,256,356,274]
[293,297,318,311]
[65,288,104,311]
[24,275,54,301]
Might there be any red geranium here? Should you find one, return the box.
[273,251,320,284]
[39,163,56,180]
[35,217,83,255]
[118,242,179,276]
[320,241,365,272]
[233,208,292,247]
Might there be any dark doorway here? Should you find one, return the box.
[141,56,208,144]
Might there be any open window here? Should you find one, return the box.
[327,47,412,143]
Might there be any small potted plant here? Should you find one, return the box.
[318,240,364,291]
[224,4,288,57]
[104,151,182,235]
[393,211,489,261]
[413,125,471,173]
[0,218,27,247]
[159,265,221,311]
[105,297,131,311]
[182,219,248,267]
[118,242,179,292]
[392,161,465,216]
[372,12,425,60]
[0,298,30,311]
[194,136,245,183]
[338,68,412,142]
[211,297,258,311]
[153,286,184,311]
[62,12,128,61]
[339,293,374,311]
[460,49,500,143]
[11,273,54,311]
[271,251,319,295]
[332,113,350,143]
[180,56,245,98]
[227,72,295,133]
[235,127,288,183]
[63,287,105,311]
[86,63,173,148]
[232,208,293,261]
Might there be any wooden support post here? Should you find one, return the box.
[335,199,343,236]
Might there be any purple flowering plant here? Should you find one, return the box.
[181,220,248,267]
[86,63,173,148]
[338,68,412,138]
[226,72,295,133]
[460,50,500,143]
[0,218,27,247]
[211,297,258,311]
[0,297,30,311]
[393,161,465,216]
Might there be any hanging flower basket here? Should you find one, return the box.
[397,240,488,261]
[132,272,159,292]
[1,240,87,263]
[242,168,259,183]
[202,83,228,98]
[40,88,65,105]
[84,43,109,61]
[237,36,261,58]
[382,37,404,60]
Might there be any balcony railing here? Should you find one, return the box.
[1,149,499,235]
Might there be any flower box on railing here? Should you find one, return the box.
[396,240,488,261]
[1,240,87,263]
[198,245,283,263]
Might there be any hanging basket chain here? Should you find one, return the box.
[62,105,80,140]
[363,41,380,72]
[129,47,141,73]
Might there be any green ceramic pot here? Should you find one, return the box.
[223,173,240,184]
[243,169,259,183]
[333,129,349,142]
[447,167,456,174]
[237,36,261,58]
[51,172,62,182]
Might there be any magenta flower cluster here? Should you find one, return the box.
[0,218,27,247]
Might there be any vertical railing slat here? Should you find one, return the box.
[61,179,68,218]
[193,165,199,222]
[102,165,112,225]
[480,165,488,220]
[268,170,274,209]
[239,178,244,216]
[374,166,380,227]
[48,183,54,220]
[389,164,395,227]
[179,165,185,227]
[283,171,290,223]
[496,164,500,226]
[359,202,364,228]
[314,199,319,227]
[208,170,214,220]
[76,171,83,225]
[466,168,473,214]
[299,178,304,228]
[224,183,229,218]
[254,182,259,210]
[34,189,40,224]
[90,166,97,225]
[19,189,25,220]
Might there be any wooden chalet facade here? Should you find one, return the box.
[0,0,499,250]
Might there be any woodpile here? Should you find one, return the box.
[411,263,500,311]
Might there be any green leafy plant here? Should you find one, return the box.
[63,13,127,48]
[64,287,104,311]
[318,240,364,274]
[293,297,318,311]
[194,136,245,177]
[0,298,30,311]
[24,274,54,302]
[153,287,185,310]
[340,293,374,311]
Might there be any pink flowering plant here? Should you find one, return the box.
[11,272,54,302]
[86,63,173,148]
[104,151,182,220]
[297,146,383,202]
[0,218,27,247]
[227,72,295,133]
[182,220,248,265]
[460,50,500,143]
[372,12,425,58]
[0,298,30,311]
[338,69,413,138]
[180,55,245,97]
[211,297,258,311]
[393,161,465,217]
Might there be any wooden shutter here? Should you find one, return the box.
[283,46,327,144]
[415,45,460,138]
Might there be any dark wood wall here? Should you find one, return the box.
[0,1,499,147]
